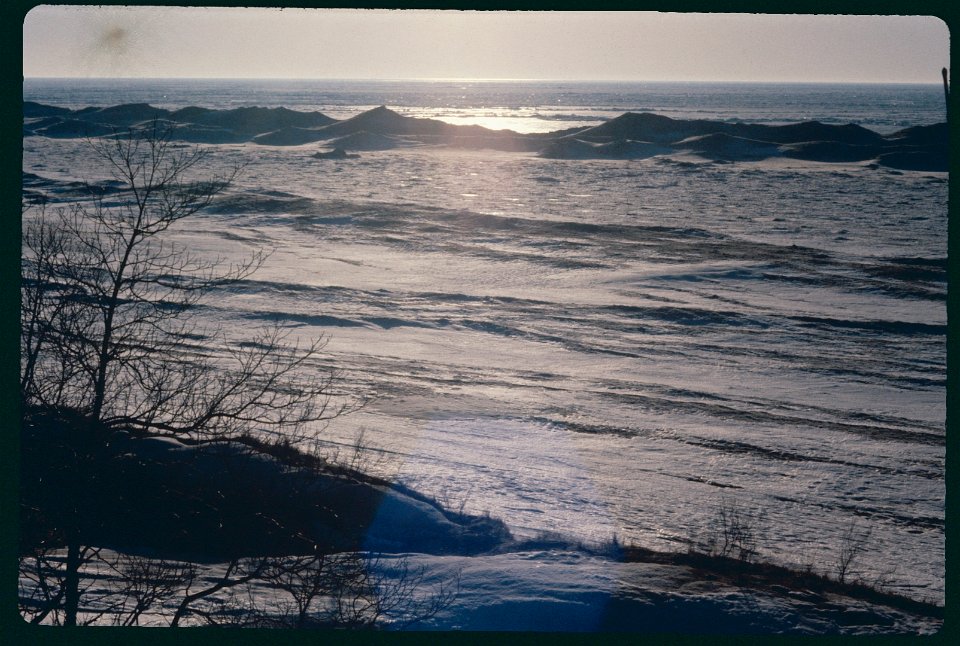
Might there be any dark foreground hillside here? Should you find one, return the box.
[21,406,510,561]
[19,406,944,632]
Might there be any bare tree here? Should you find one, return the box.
[170,557,272,627]
[229,552,458,629]
[20,122,357,626]
[324,552,460,629]
[18,546,69,625]
[110,554,198,626]
[22,122,355,442]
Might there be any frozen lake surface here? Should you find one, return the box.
[21,80,947,610]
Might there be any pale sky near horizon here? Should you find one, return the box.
[22,6,950,84]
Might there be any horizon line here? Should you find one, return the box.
[21,75,944,87]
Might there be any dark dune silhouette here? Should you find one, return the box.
[311,106,541,152]
[435,134,545,152]
[312,146,359,159]
[22,102,948,170]
[187,105,336,135]
[738,120,884,146]
[71,102,169,126]
[34,118,115,138]
[23,101,72,118]
[23,102,336,142]
[252,126,330,146]
[594,139,674,159]
[327,130,404,150]
[571,112,887,147]
[537,138,603,159]
[318,105,450,137]
[164,122,251,144]
[168,105,216,121]
[570,112,713,143]
[876,149,949,172]
[538,138,672,159]
[884,123,949,147]
[672,133,783,161]
[23,116,64,136]
[781,141,883,163]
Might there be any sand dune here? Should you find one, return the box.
[781,140,883,163]
[312,147,359,159]
[738,120,884,145]
[570,111,711,143]
[673,132,783,161]
[539,138,672,159]
[876,149,949,172]
[23,100,74,118]
[886,122,948,147]
[187,105,336,134]
[318,105,449,137]
[71,102,169,126]
[252,126,330,146]
[571,113,886,146]
[328,129,405,150]
[22,102,947,170]
[33,118,115,138]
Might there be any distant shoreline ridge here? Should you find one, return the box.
[23,101,948,171]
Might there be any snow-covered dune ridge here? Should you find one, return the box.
[23,101,948,170]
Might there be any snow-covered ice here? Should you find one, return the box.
[20,82,947,628]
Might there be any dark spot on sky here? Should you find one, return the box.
[101,26,129,49]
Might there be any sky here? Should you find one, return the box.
[22,6,950,83]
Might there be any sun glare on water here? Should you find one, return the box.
[413,109,602,134]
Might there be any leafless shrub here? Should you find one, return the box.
[434,485,473,519]
[699,498,765,563]
[834,520,873,585]
[326,428,384,475]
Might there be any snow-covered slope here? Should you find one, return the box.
[41,548,941,633]
[396,550,942,633]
